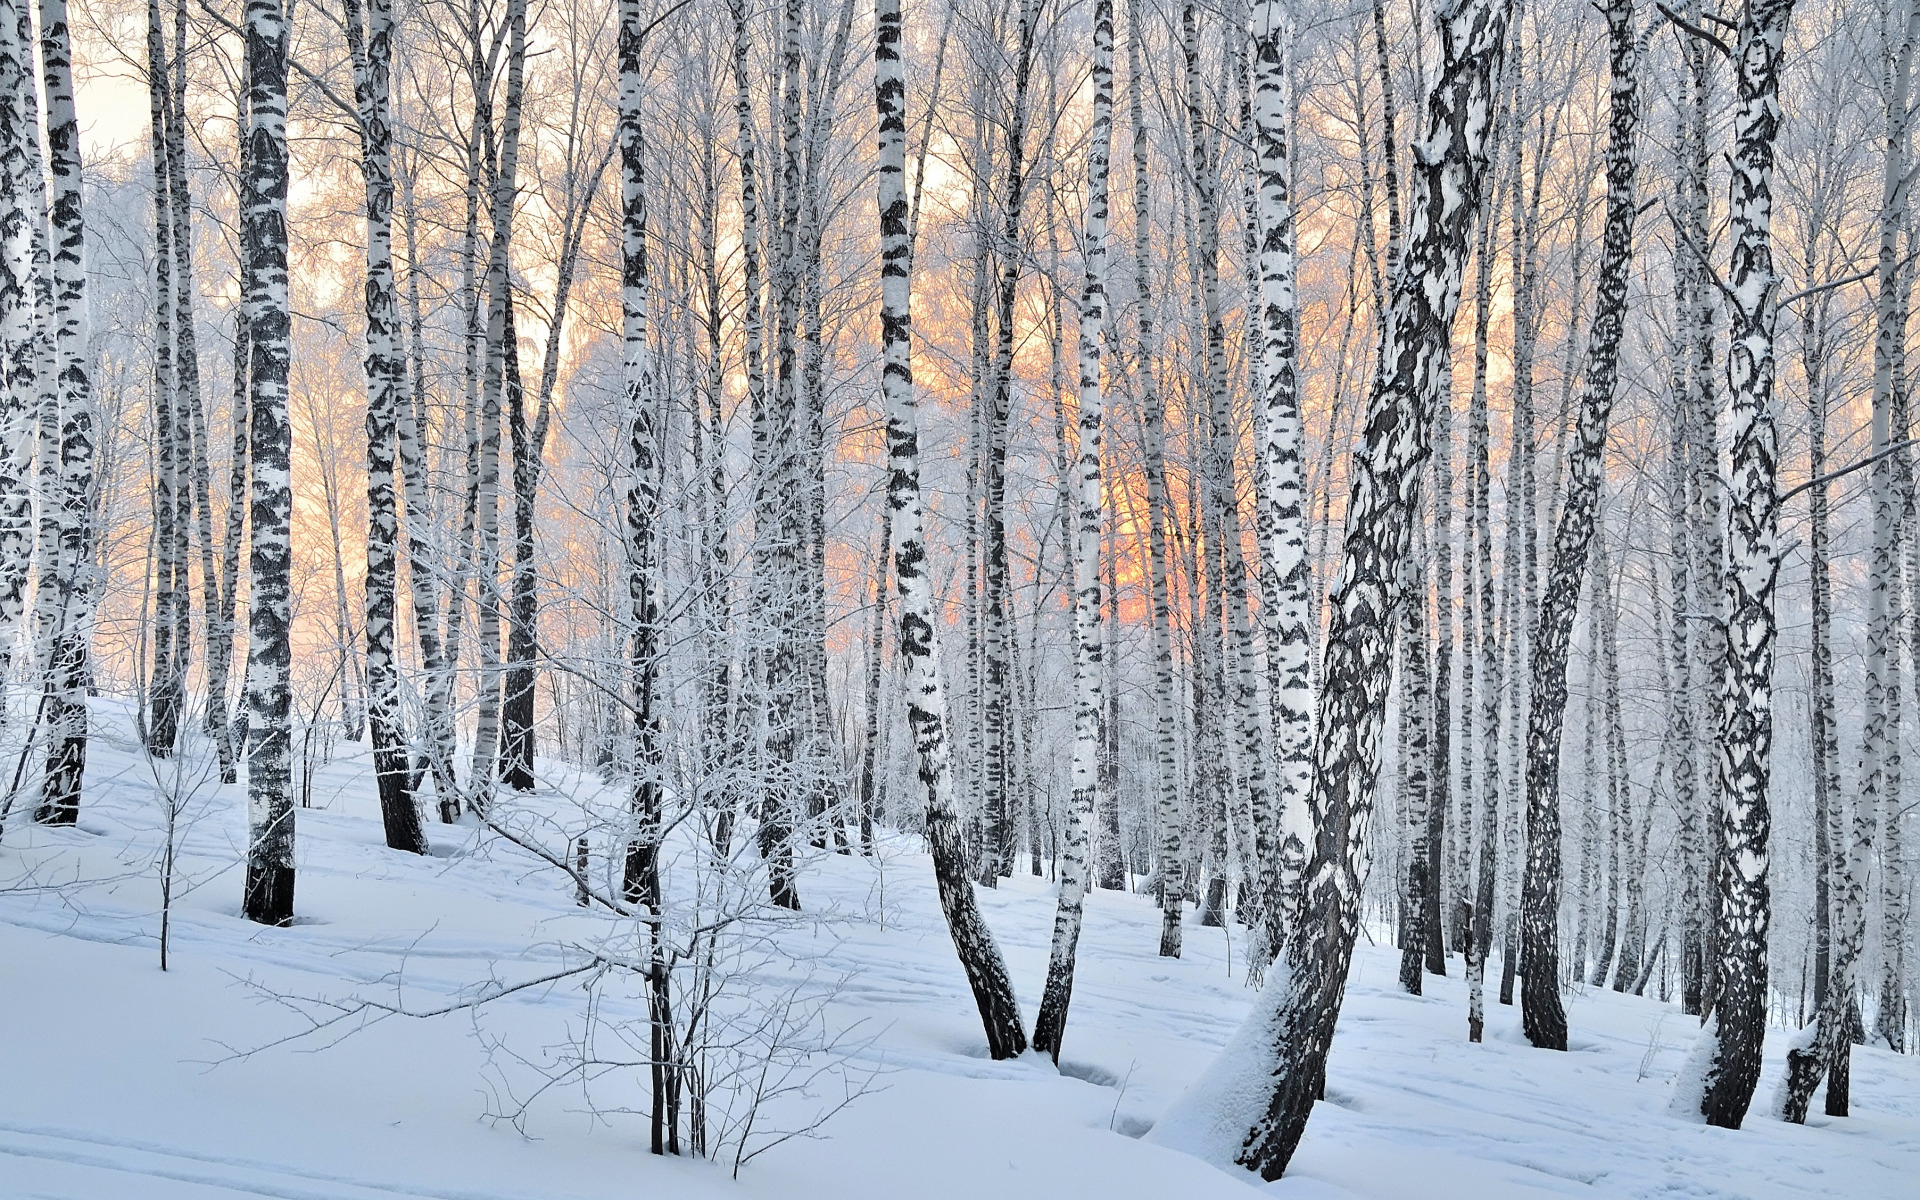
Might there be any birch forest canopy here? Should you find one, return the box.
[4,0,1920,1185]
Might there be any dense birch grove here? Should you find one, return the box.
[3,0,1920,1175]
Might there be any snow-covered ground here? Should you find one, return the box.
[2,699,1915,1199]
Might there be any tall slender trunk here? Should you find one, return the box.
[163,1,219,776]
[978,0,1040,886]
[1127,0,1183,958]
[1518,0,1639,1050]
[237,0,294,923]
[728,0,767,859]
[874,0,1026,1057]
[1682,1,1724,1017]
[1399,515,1432,993]
[397,154,456,816]
[1032,0,1112,1062]
[344,0,426,853]
[468,0,527,812]
[616,0,666,919]
[1589,525,1624,987]
[1803,286,1837,1010]
[751,0,806,910]
[1466,101,1507,1020]
[1252,0,1310,953]
[212,66,250,788]
[146,0,184,757]
[1694,0,1795,1132]
[34,0,100,828]
[0,0,37,728]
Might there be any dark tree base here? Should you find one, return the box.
[1520,968,1568,1050]
[243,860,295,926]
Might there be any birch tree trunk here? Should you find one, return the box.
[616,0,666,918]
[751,0,806,910]
[165,0,220,779]
[1590,523,1624,986]
[1126,0,1184,958]
[343,0,426,854]
[874,0,1026,1058]
[238,0,294,923]
[34,0,98,827]
[1152,1,1513,1177]
[1253,0,1312,952]
[1779,0,1911,1122]
[1032,0,1112,1061]
[1518,0,1640,1050]
[1692,0,1796,1132]
[398,156,457,818]
[978,0,1040,886]
[0,0,37,720]
[146,0,185,758]
[212,66,250,788]
[468,0,527,812]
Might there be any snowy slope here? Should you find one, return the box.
[1,699,1914,1199]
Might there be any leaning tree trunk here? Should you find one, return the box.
[1032,0,1112,1062]
[33,0,98,828]
[874,0,1026,1058]
[344,0,426,854]
[1691,0,1795,1132]
[1517,0,1640,1051]
[1150,0,1512,1178]
[237,0,295,924]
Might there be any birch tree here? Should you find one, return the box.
[1779,0,1913,1124]
[238,0,295,924]
[1152,0,1514,1177]
[1252,0,1310,952]
[0,0,36,714]
[875,0,1026,1059]
[1517,0,1641,1051]
[1032,0,1112,1062]
[345,0,428,854]
[34,0,99,827]
[1688,0,1796,1131]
